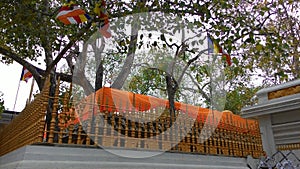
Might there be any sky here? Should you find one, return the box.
[0,62,40,112]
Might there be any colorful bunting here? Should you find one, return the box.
[94,0,111,38]
[56,1,91,25]
[208,35,232,66]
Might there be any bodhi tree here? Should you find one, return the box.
[0,0,299,117]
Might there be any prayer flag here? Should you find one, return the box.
[56,1,91,25]
[208,35,232,66]
[20,67,33,82]
[94,0,111,38]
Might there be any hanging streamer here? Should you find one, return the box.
[56,1,91,25]
[94,0,111,38]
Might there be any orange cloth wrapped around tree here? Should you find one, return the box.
[71,87,258,134]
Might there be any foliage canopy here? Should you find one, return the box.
[0,0,299,113]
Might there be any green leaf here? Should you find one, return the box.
[255,44,263,51]
[232,57,239,65]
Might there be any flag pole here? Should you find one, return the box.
[13,79,21,111]
[27,77,35,104]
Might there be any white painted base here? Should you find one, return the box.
[0,144,254,169]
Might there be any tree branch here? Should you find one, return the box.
[111,17,139,89]
[177,48,209,86]
[0,46,44,88]
[0,45,93,92]
[44,22,92,77]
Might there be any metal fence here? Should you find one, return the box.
[257,150,300,169]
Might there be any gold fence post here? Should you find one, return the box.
[94,115,100,146]
[37,77,50,143]
[102,111,108,146]
[155,111,160,150]
[67,109,75,144]
[48,77,60,143]
[124,111,129,148]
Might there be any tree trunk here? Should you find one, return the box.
[95,61,104,91]
[111,19,139,89]
[46,73,58,142]
[166,75,178,123]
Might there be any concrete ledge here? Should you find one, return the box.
[241,93,300,118]
[0,144,253,169]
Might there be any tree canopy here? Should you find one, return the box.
[0,0,299,114]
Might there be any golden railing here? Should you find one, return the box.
[0,77,265,158]
[277,143,300,151]
[0,78,50,156]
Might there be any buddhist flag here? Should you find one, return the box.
[56,1,91,25]
[208,35,232,66]
[94,0,111,38]
[20,67,33,82]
